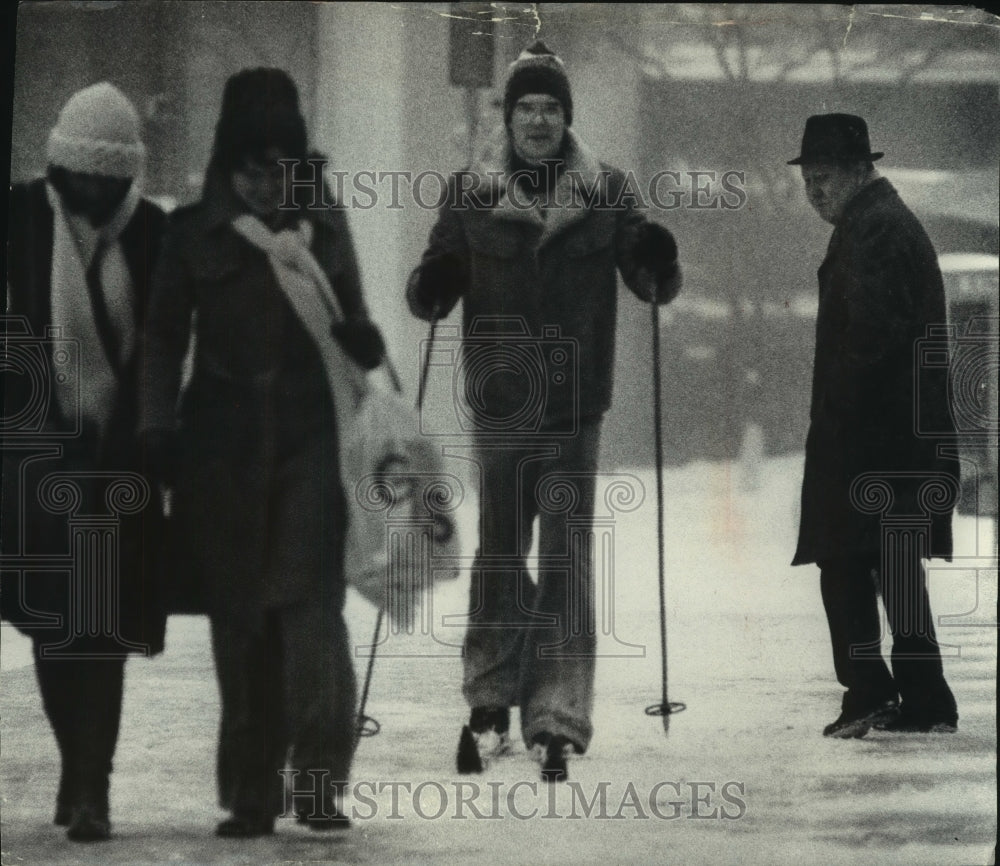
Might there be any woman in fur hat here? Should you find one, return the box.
[141,68,383,836]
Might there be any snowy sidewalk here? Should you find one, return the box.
[2,456,996,866]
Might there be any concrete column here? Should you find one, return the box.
[314,2,408,375]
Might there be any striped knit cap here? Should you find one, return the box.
[503,40,573,126]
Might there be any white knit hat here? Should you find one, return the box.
[46,82,146,179]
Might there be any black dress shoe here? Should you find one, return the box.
[215,814,275,838]
[823,699,899,739]
[874,708,958,733]
[66,804,111,842]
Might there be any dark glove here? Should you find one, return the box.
[634,222,678,275]
[141,429,178,489]
[413,253,467,317]
[633,222,681,303]
[331,317,386,370]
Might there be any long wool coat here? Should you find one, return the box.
[140,181,369,624]
[2,179,168,655]
[792,178,960,567]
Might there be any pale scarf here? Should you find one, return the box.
[229,214,368,433]
[231,217,465,617]
[47,181,140,438]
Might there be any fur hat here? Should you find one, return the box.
[208,67,308,174]
[503,41,573,126]
[46,82,146,179]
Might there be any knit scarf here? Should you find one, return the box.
[47,182,139,439]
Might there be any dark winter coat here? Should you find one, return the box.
[2,179,168,655]
[406,129,680,432]
[793,178,960,566]
[140,179,369,623]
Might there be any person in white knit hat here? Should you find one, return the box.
[2,82,167,842]
[45,82,148,225]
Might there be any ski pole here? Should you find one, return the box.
[643,298,686,733]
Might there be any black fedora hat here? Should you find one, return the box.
[788,113,884,165]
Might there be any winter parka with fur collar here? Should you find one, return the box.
[407,129,681,431]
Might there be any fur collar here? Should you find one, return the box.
[467,128,606,248]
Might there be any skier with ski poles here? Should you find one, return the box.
[406,41,682,782]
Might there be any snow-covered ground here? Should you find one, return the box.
[2,454,996,866]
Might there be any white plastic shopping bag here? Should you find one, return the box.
[339,380,462,629]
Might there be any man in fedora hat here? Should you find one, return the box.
[789,113,961,738]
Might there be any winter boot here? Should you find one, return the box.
[66,776,111,842]
[874,706,958,733]
[456,707,512,773]
[823,696,899,739]
[531,732,574,783]
[294,781,352,831]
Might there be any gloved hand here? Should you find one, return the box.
[141,428,178,489]
[331,317,386,370]
[632,222,681,303]
[412,253,467,318]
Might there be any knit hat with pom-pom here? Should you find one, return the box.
[503,41,573,126]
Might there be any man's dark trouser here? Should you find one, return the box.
[819,555,957,719]
[34,651,125,818]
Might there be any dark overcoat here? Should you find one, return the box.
[2,179,168,655]
[140,181,367,624]
[793,178,960,566]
